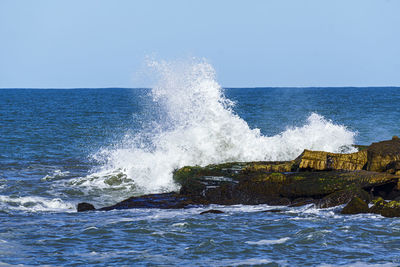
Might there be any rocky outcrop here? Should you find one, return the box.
[296,150,367,171]
[295,136,400,173]
[77,137,400,216]
[366,136,400,172]
[342,197,400,218]
[173,165,398,205]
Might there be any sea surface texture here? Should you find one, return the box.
[1,62,400,266]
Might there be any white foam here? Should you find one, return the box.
[41,169,70,181]
[216,258,275,266]
[0,195,75,212]
[246,237,291,245]
[172,222,188,227]
[72,58,356,196]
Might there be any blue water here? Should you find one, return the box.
[1,87,400,266]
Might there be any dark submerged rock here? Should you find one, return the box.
[262,209,285,213]
[200,209,224,215]
[77,202,96,212]
[99,193,191,211]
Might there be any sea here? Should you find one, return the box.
[1,60,400,266]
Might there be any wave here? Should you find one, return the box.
[246,237,291,245]
[0,195,75,212]
[68,58,356,200]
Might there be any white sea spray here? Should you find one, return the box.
[72,58,356,197]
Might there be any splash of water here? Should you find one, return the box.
[71,59,356,200]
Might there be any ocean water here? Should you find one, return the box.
[1,60,400,266]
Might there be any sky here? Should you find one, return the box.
[0,0,399,88]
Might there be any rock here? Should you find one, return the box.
[366,138,400,172]
[369,197,386,214]
[200,209,224,215]
[78,137,400,212]
[242,161,296,172]
[380,206,400,217]
[369,179,400,199]
[174,161,297,193]
[341,197,369,214]
[293,138,400,173]
[370,198,400,217]
[268,197,292,206]
[288,198,316,207]
[99,193,191,211]
[385,161,400,174]
[262,209,284,212]
[175,163,399,205]
[77,202,96,212]
[296,149,367,171]
[318,188,370,209]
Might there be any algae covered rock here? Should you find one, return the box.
[385,161,400,175]
[292,137,400,173]
[366,137,400,172]
[341,197,369,214]
[369,197,400,218]
[174,161,399,206]
[296,149,367,171]
[369,197,386,214]
[318,188,370,209]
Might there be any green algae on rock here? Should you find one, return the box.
[174,166,399,206]
[369,197,400,218]
[341,197,369,214]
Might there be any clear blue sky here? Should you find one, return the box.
[1,0,399,88]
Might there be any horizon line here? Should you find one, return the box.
[1,86,400,90]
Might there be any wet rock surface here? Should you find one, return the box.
[98,193,191,211]
[200,209,224,215]
[296,149,367,171]
[366,137,400,172]
[77,202,96,212]
[342,196,400,218]
[341,197,369,214]
[78,138,400,216]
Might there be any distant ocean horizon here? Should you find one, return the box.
[1,62,399,265]
[2,86,400,89]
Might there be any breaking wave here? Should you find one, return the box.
[71,58,356,198]
[0,195,75,212]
